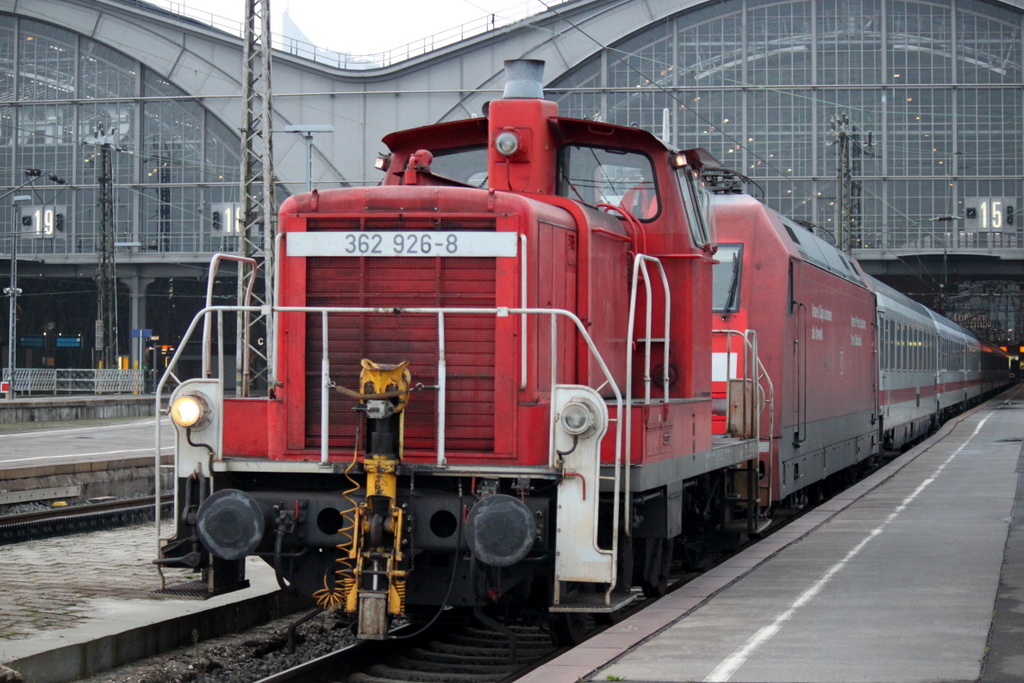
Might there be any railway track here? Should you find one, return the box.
[243,458,897,683]
[0,496,171,545]
[248,617,557,683]
[246,510,805,683]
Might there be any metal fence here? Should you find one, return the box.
[1,368,145,395]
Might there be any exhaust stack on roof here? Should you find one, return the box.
[502,59,545,99]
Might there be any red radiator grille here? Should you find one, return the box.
[303,217,497,454]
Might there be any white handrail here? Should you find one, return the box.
[155,300,628,598]
[437,312,447,467]
[202,253,258,379]
[624,254,672,537]
[320,310,330,467]
[520,234,528,391]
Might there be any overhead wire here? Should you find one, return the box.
[531,0,974,295]
[3,1,1016,259]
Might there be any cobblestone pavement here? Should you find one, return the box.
[0,524,191,640]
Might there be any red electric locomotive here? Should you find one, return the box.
[157,60,764,641]
[710,193,878,506]
[708,191,1014,508]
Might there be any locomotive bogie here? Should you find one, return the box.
[182,476,556,609]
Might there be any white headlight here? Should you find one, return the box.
[171,394,209,428]
[560,402,595,436]
[494,131,521,157]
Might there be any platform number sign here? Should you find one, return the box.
[211,203,241,233]
[21,205,66,238]
[964,197,1016,231]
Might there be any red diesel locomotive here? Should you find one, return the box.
[156,60,1011,641]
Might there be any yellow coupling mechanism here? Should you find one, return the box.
[334,358,412,639]
[360,359,411,413]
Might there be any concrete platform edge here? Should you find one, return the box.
[545,397,1001,683]
[6,590,312,683]
[0,396,161,426]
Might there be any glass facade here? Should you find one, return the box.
[0,14,241,259]
[547,0,1024,254]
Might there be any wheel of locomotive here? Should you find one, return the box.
[676,533,708,571]
[639,537,673,598]
[551,611,589,646]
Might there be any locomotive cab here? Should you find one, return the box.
[157,60,764,642]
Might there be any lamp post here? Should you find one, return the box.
[5,194,31,400]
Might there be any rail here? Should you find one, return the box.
[2,368,144,394]
[1,496,172,546]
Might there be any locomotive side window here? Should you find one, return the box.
[557,145,659,220]
[678,166,715,248]
[430,146,489,186]
[712,243,743,313]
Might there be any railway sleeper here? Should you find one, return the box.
[422,641,553,656]
[455,625,552,641]
[393,655,523,674]
[445,633,549,647]
[363,666,509,683]
[406,647,537,665]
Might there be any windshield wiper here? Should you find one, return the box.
[723,254,740,312]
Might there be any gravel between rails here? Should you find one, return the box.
[75,610,357,683]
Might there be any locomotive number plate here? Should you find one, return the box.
[288,231,518,257]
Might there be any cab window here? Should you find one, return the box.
[430,146,489,186]
[677,166,715,248]
[557,145,659,220]
[712,244,742,313]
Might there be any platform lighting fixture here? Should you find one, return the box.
[281,125,335,193]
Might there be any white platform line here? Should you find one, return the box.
[2,447,174,465]
[705,414,992,683]
[0,417,166,439]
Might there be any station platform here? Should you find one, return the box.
[0,524,305,683]
[0,393,157,426]
[522,386,1024,683]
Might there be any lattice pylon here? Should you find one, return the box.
[237,0,276,396]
